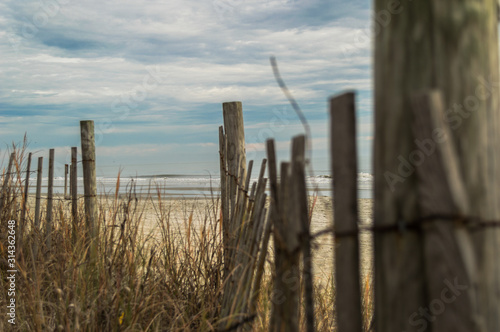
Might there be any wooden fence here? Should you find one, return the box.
[0,120,98,260]
[0,101,371,331]
[216,96,372,331]
[217,89,500,331]
[1,92,496,331]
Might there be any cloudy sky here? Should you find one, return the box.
[0,0,372,178]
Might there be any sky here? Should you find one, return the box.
[0,0,373,178]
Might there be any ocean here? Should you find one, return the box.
[25,172,373,199]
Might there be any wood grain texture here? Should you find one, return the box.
[411,91,477,332]
[219,126,230,278]
[80,121,98,248]
[223,101,246,217]
[374,1,500,331]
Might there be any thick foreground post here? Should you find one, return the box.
[374,1,500,331]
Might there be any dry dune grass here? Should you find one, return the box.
[0,146,373,331]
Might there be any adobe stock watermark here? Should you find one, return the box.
[212,0,290,22]
[203,104,291,190]
[6,0,73,54]
[407,277,468,332]
[5,219,18,325]
[94,65,164,147]
[56,65,165,174]
[341,0,404,60]
[385,74,499,191]
[212,0,239,20]
[245,106,296,162]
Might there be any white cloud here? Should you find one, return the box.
[0,0,373,174]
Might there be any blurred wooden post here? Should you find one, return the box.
[374,1,500,330]
[266,139,280,330]
[290,135,314,332]
[64,164,68,199]
[410,91,475,331]
[46,149,54,250]
[0,152,15,213]
[34,157,43,231]
[330,92,362,332]
[277,162,300,332]
[222,101,246,217]
[71,147,78,242]
[20,152,32,255]
[80,121,97,250]
[267,139,301,332]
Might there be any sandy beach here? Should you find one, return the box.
[119,195,374,284]
[27,194,373,284]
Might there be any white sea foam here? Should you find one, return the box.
[21,172,374,198]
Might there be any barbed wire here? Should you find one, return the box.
[309,214,500,240]
[30,196,86,202]
[0,160,85,177]
[219,152,254,200]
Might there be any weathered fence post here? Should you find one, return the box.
[33,156,43,258]
[46,148,54,250]
[34,157,43,232]
[64,164,68,199]
[221,101,247,284]
[330,92,362,332]
[222,101,246,217]
[0,152,15,214]
[218,156,271,331]
[219,126,230,277]
[267,139,301,332]
[71,147,78,242]
[290,135,314,332]
[410,90,475,331]
[20,152,32,256]
[69,165,72,197]
[80,121,97,252]
[374,1,500,331]
[266,139,280,331]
